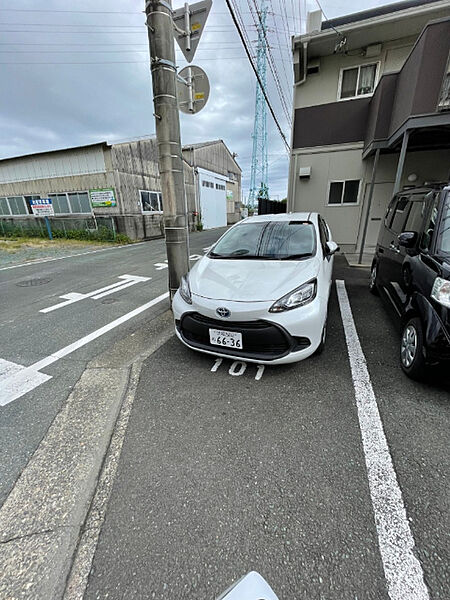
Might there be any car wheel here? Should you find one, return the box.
[400,317,426,380]
[369,262,379,295]
[314,320,327,355]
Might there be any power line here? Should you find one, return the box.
[249,0,292,126]
[224,0,289,151]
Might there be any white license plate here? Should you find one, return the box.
[209,328,243,349]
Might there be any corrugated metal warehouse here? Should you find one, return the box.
[0,137,242,240]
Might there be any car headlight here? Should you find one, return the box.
[179,274,192,305]
[431,277,450,308]
[269,279,317,313]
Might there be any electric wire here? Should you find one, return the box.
[224,0,289,151]
[248,0,291,127]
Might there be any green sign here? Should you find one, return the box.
[89,188,116,207]
[226,189,233,200]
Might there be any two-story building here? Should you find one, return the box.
[288,0,450,255]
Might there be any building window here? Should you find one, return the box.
[140,190,162,213]
[328,180,360,205]
[0,196,30,216]
[202,180,214,188]
[48,191,92,214]
[339,63,378,100]
[215,183,225,191]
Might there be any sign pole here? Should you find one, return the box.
[145,0,190,301]
[44,216,53,240]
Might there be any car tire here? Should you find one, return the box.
[314,320,327,355]
[369,262,379,295]
[400,317,426,380]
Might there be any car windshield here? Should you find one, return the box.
[436,192,450,255]
[209,220,316,260]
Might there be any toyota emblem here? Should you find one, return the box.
[216,307,231,318]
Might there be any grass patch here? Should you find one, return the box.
[0,225,132,247]
[0,236,131,254]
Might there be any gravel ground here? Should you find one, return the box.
[0,238,130,268]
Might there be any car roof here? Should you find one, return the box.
[242,212,316,223]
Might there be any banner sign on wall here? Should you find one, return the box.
[89,188,116,207]
[30,198,54,216]
[226,190,233,200]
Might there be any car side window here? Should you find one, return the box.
[420,192,440,252]
[389,197,409,233]
[403,197,426,233]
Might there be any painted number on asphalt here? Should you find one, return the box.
[210,358,265,381]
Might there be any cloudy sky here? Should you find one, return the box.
[0,0,402,200]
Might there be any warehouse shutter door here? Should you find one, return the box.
[199,173,227,229]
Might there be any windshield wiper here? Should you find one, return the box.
[278,253,313,260]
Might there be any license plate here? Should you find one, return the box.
[209,328,243,349]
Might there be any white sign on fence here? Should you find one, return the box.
[30,198,54,217]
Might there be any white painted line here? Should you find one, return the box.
[336,280,429,600]
[0,241,147,272]
[255,365,265,381]
[0,292,169,406]
[40,274,151,313]
[0,358,25,381]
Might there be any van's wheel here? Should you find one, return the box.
[400,317,426,380]
[314,320,327,355]
[369,262,379,295]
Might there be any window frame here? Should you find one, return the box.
[326,179,361,206]
[47,190,93,215]
[337,62,380,101]
[0,195,32,216]
[139,189,163,214]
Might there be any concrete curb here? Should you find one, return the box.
[0,310,174,599]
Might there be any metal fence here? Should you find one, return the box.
[0,215,117,240]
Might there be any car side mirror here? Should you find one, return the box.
[398,231,418,248]
[326,241,340,255]
[216,572,279,600]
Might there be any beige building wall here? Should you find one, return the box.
[290,145,450,250]
[294,37,416,110]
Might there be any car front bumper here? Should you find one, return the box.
[172,290,327,365]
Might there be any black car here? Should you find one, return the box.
[369,183,450,379]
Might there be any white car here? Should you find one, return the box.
[173,213,339,365]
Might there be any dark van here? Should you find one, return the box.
[369,183,450,379]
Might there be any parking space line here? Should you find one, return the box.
[0,292,169,406]
[336,280,429,600]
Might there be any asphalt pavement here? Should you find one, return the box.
[83,257,449,600]
[1,236,448,600]
[0,228,226,506]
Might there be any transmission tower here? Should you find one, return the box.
[248,0,269,207]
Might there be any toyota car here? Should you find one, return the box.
[173,213,339,364]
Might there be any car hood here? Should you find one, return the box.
[189,256,320,302]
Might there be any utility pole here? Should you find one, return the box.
[145,0,190,299]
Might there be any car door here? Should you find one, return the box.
[393,194,427,306]
[381,195,410,311]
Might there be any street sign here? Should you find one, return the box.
[177,65,210,114]
[173,0,212,63]
[30,198,54,217]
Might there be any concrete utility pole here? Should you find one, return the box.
[145,0,190,299]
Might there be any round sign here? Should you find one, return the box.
[177,65,210,115]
